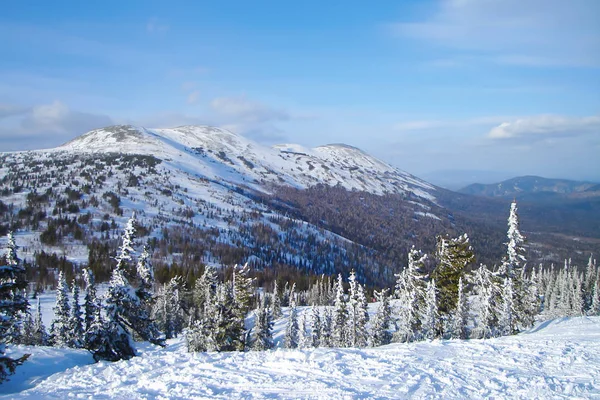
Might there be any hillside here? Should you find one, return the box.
[2,316,599,399]
[1,125,599,289]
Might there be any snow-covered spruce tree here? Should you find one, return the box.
[101,215,163,351]
[68,280,84,348]
[82,268,101,349]
[251,296,274,351]
[310,305,321,348]
[233,263,254,317]
[573,271,585,316]
[394,247,428,342]
[187,289,218,352]
[1,232,29,345]
[355,282,369,347]
[32,297,48,346]
[432,234,474,317]
[590,279,600,316]
[470,264,499,339]
[91,266,141,362]
[135,245,154,307]
[152,276,185,339]
[115,213,137,272]
[271,280,283,319]
[214,282,245,352]
[519,266,540,329]
[50,271,71,347]
[421,279,439,340]
[332,274,349,347]
[282,282,290,307]
[348,271,360,347]
[232,263,254,348]
[19,314,35,346]
[320,308,333,347]
[584,255,597,311]
[499,201,527,278]
[299,312,310,349]
[0,231,29,382]
[497,200,531,331]
[498,277,517,336]
[288,282,297,306]
[370,288,392,347]
[284,300,299,349]
[192,264,218,322]
[450,278,468,340]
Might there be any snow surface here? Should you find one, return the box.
[2,317,599,399]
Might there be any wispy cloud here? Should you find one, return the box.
[487,115,600,140]
[388,0,600,68]
[209,95,292,142]
[0,101,113,150]
[393,116,510,132]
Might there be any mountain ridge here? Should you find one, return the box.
[459,175,600,199]
[57,124,436,200]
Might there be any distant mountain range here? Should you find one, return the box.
[459,176,600,200]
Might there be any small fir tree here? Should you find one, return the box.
[32,298,49,346]
[421,279,439,340]
[68,281,84,348]
[432,234,475,316]
[332,274,348,347]
[498,277,517,336]
[370,289,392,347]
[50,271,71,347]
[284,300,299,349]
[136,245,154,306]
[271,281,283,319]
[82,268,100,349]
[450,278,468,340]
[251,296,274,351]
[310,306,321,348]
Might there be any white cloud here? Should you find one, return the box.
[0,101,113,150]
[487,115,600,140]
[19,101,112,135]
[393,116,510,132]
[208,95,292,143]
[389,0,600,67]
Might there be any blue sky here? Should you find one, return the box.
[1,0,599,183]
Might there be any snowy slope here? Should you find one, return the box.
[58,124,436,199]
[2,317,599,399]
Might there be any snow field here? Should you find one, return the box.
[2,317,599,399]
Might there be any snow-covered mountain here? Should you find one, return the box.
[0,124,450,285]
[2,124,596,284]
[58,124,436,199]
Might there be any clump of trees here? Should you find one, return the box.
[1,200,599,380]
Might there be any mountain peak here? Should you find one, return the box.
[52,123,436,199]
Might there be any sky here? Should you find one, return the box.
[1,0,599,184]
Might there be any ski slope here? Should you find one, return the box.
[2,317,599,399]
